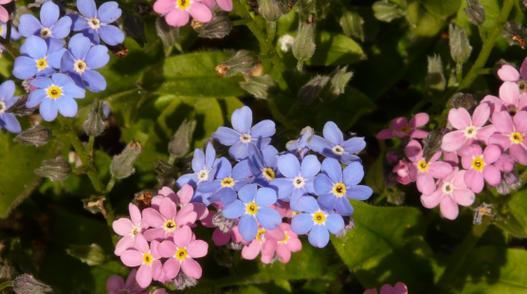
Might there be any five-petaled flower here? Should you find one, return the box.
[310,121,366,164]
[73,0,125,46]
[18,1,72,42]
[13,36,65,80]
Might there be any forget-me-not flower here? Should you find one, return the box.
[0,80,21,133]
[248,144,279,187]
[13,36,65,80]
[73,0,125,46]
[198,158,252,205]
[18,1,71,41]
[310,121,366,164]
[272,154,320,204]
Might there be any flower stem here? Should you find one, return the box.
[458,0,514,90]
[67,132,104,193]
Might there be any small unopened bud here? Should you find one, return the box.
[110,141,142,180]
[372,1,405,23]
[168,119,196,158]
[14,125,51,147]
[497,172,522,195]
[155,160,176,187]
[503,22,527,49]
[448,92,477,110]
[330,67,353,96]
[83,99,105,137]
[82,195,107,218]
[35,156,70,182]
[339,10,365,41]
[9,96,34,116]
[426,55,446,90]
[239,74,275,99]
[257,0,287,22]
[278,34,295,52]
[66,243,105,266]
[292,20,316,70]
[465,0,485,25]
[298,75,330,105]
[155,17,180,52]
[216,50,259,77]
[194,14,232,39]
[449,24,472,64]
[13,274,52,294]
[422,130,445,160]
[172,272,198,290]
[212,211,236,233]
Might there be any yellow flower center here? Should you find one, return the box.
[197,169,209,182]
[174,247,188,261]
[74,59,88,74]
[292,176,305,189]
[40,27,52,38]
[163,219,177,233]
[177,0,191,10]
[36,57,48,71]
[331,182,347,198]
[471,155,486,172]
[256,228,266,241]
[510,132,524,144]
[240,133,252,143]
[464,125,478,138]
[332,145,345,155]
[278,231,290,244]
[416,159,430,173]
[245,201,259,216]
[261,167,276,181]
[312,210,327,225]
[142,252,154,266]
[221,177,235,188]
[88,17,101,29]
[46,85,63,100]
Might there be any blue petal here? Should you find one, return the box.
[222,200,244,219]
[72,17,89,32]
[47,48,66,69]
[61,52,75,73]
[326,213,345,234]
[277,154,300,178]
[69,33,91,59]
[347,185,373,200]
[255,187,277,207]
[308,135,332,154]
[261,145,278,167]
[52,16,72,39]
[51,73,73,87]
[321,158,342,182]
[308,226,330,248]
[231,106,252,133]
[297,196,319,213]
[0,80,15,101]
[272,178,293,200]
[40,1,60,27]
[26,89,46,108]
[291,213,313,235]
[335,198,354,216]
[216,188,237,205]
[77,0,97,18]
[317,194,336,211]
[314,174,333,195]
[238,215,257,242]
[18,14,41,37]
[229,141,249,160]
[40,99,58,121]
[83,70,107,92]
[256,207,281,229]
[191,148,205,172]
[238,183,256,203]
[323,121,344,145]
[20,36,47,58]
[57,96,78,117]
[31,77,52,89]
[0,113,21,133]
[232,159,252,180]
[176,173,195,187]
[251,120,275,138]
[215,158,232,179]
[214,127,239,145]
[98,1,122,23]
[343,161,364,186]
[197,180,218,193]
[13,56,37,80]
[205,143,216,169]
[99,25,125,46]
[301,155,321,177]
[85,45,109,69]
[343,137,366,154]
[62,80,86,99]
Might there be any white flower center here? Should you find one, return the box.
[441,182,454,195]
[463,125,478,139]
[40,27,52,38]
[197,169,209,182]
[240,133,252,143]
[88,17,101,30]
[332,145,345,155]
[74,59,88,74]
[292,176,305,189]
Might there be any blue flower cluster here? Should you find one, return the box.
[5,0,124,123]
[177,106,373,248]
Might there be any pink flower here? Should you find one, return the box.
[392,159,415,185]
[263,223,302,264]
[106,269,146,294]
[240,227,272,261]
[460,144,502,193]
[120,235,163,288]
[158,226,208,280]
[153,0,213,27]
[376,113,429,140]
[489,111,527,164]
[201,0,233,11]
[405,140,452,194]
[152,185,209,221]
[112,204,146,256]
[482,82,527,115]
[142,197,198,240]
[363,282,408,294]
[0,0,12,23]
[497,59,527,82]
[441,104,494,152]
[420,170,475,220]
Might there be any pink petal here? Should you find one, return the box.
[120,249,143,267]
[142,208,164,228]
[404,139,423,161]
[441,130,467,152]
[181,258,203,279]
[440,197,459,220]
[489,133,511,150]
[494,154,515,172]
[112,218,133,236]
[143,228,164,241]
[177,184,194,204]
[519,95,527,111]
[287,237,302,252]
[129,204,142,226]
[276,245,292,263]
[212,229,231,246]
[417,174,435,195]
[420,190,442,209]
[0,6,8,23]
[410,129,429,139]
[162,258,181,280]
[134,234,150,252]
[510,144,527,165]
[188,240,208,258]
[159,197,177,219]
[241,240,262,260]
[114,236,135,256]
[173,225,192,247]
[175,206,198,226]
[158,240,176,258]
[472,103,491,127]
[136,264,153,288]
[106,275,124,293]
[188,2,212,23]
[448,108,471,130]
[153,0,175,14]
[376,129,393,140]
[166,9,189,27]
[411,112,429,127]
[492,111,514,133]
[391,117,408,130]
[0,0,13,5]
[499,82,520,106]
[217,0,233,11]
[464,169,484,193]
[476,125,496,143]
[454,188,475,206]
[483,165,501,186]
[429,161,453,179]
[482,95,505,114]
[497,64,520,82]
[151,260,163,282]
[483,144,502,164]
[513,111,527,133]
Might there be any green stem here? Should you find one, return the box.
[0,280,12,291]
[68,132,104,193]
[436,218,491,288]
[458,0,514,90]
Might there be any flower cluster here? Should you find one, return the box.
[112,185,209,289]
[153,0,232,27]
[5,0,124,123]
[378,60,527,220]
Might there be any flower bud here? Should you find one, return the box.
[426,55,446,90]
[298,75,330,105]
[292,20,316,70]
[155,17,180,52]
[66,243,105,266]
[257,0,287,22]
[12,274,52,294]
[168,119,196,158]
[448,92,477,110]
[503,22,527,49]
[216,50,259,77]
[172,272,198,290]
[422,130,445,160]
[339,10,365,41]
[82,195,107,218]
[34,156,70,182]
[83,99,105,137]
[110,141,142,180]
[449,24,472,64]
[194,14,232,39]
[155,160,176,187]
[497,172,522,195]
[465,0,485,25]
[330,66,353,96]
[239,75,275,99]
[278,34,295,52]
[14,125,51,147]
[372,1,405,23]
[212,211,236,233]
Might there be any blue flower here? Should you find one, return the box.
[291,196,344,248]
[0,80,21,133]
[309,121,366,164]
[314,158,372,216]
[198,158,252,205]
[223,184,282,242]
[61,33,109,92]
[26,73,86,121]
[248,144,279,187]
[73,0,124,46]
[1,22,21,40]
[273,153,320,203]
[214,106,276,160]
[13,36,65,80]
[286,126,314,154]
[18,1,72,41]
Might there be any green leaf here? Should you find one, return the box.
[497,191,527,238]
[422,0,461,19]
[158,51,244,97]
[0,133,54,218]
[193,98,224,145]
[308,32,366,66]
[332,201,436,291]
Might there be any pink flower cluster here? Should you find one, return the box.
[378,60,527,220]
[112,185,209,289]
[153,0,232,27]
[363,282,408,294]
